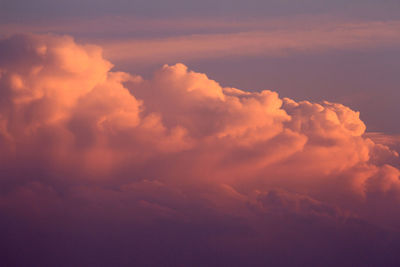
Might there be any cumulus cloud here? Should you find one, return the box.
[1,34,400,266]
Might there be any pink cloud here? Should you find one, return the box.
[1,33,400,266]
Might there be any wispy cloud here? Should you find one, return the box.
[2,16,400,65]
[100,20,400,64]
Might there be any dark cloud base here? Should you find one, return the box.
[3,210,400,266]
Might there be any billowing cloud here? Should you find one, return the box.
[1,34,400,266]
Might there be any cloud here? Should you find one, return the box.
[1,34,400,266]
[100,20,400,64]
[3,16,400,66]
[366,132,400,156]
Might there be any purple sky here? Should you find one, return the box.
[1,1,400,266]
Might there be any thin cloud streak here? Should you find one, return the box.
[100,20,400,64]
[2,15,333,36]
[2,17,400,62]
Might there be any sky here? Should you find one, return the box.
[1,1,400,266]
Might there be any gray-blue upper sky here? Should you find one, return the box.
[1,0,400,22]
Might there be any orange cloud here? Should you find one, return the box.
[1,33,399,200]
[1,33,400,266]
